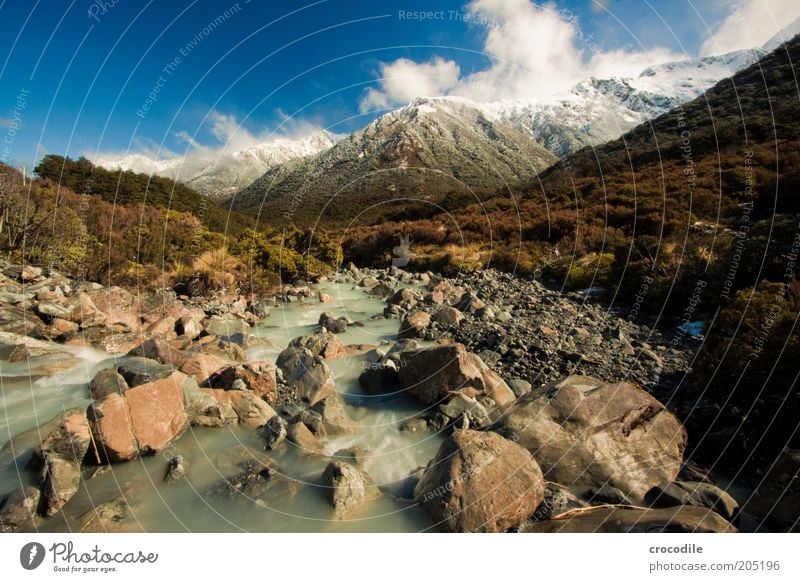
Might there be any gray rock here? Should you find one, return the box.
[117,357,174,387]
[321,461,379,518]
[164,455,187,483]
[495,375,687,501]
[89,368,129,399]
[259,415,288,450]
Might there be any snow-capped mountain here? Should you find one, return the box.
[93,129,340,199]
[228,97,556,225]
[474,48,764,156]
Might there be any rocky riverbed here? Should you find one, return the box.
[0,260,796,532]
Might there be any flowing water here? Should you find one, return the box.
[0,278,442,532]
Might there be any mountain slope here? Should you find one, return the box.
[35,155,252,234]
[94,130,340,199]
[228,97,556,227]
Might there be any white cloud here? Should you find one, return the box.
[361,0,681,111]
[700,0,800,56]
[359,58,461,113]
[361,0,681,109]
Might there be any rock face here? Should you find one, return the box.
[398,343,515,406]
[743,448,800,532]
[321,461,380,518]
[414,430,545,532]
[522,506,737,533]
[88,372,190,462]
[32,411,92,516]
[496,376,686,501]
[277,348,337,405]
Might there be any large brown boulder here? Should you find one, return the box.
[88,372,189,462]
[277,348,337,405]
[495,376,686,501]
[414,429,545,532]
[398,343,515,406]
[30,411,91,516]
[522,506,737,533]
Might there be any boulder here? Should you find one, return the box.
[46,317,79,340]
[319,312,348,334]
[322,461,380,518]
[164,455,187,483]
[200,389,277,427]
[117,357,174,387]
[87,287,142,333]
[277,348,337,406]
[204,316,250,338]
[5,264,42,282]
[286,421,323,455]
[127,338,188,367]
[88,372,189,462]
[77,496,133,533]
[68,292,105,327]
[179,353,228,384]
[278,331,347,362]
[432,306,464,326]
[398,311,431,339]
[456,292,485,313]
[397,343,515,406]
[206,361,278,402]
[743,448,800,532]
[311,392,355,435]
[88,368,128,400]
[387,287,422,308]
[319,292,333,303]
[259,415,288,450]
[646,481,739,523]
[31,411,92,516]
[146,316,176,339]
[415,430,545,532]
[0,485,40,532]
[495,376,687,501]
[370,282,393,298]
[438,393,491,429]
[522,506,737,533]
[176,315,203,340]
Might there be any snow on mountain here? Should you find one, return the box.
[472,48,764,157]
[93,129,340,199]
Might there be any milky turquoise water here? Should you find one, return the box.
[0,279,442,532]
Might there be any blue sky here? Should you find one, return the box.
[0,0,797,168]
